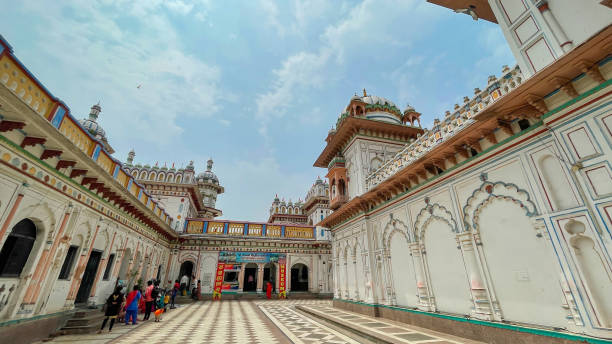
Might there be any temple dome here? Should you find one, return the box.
[79,103,106,139]
[197,158,219,184]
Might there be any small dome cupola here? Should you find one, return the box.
[79,102,114,154]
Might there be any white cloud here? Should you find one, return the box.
[165,0,194,15]
[16,1,223,147]
[254,0,441,136]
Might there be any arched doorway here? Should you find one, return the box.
[291,263,309,292]
[0,219,37,277]
[263,263,276,292]
[243,263,257,292]
[75,250,102,304]
[178,261,194,291]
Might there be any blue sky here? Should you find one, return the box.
[0,0,514,221]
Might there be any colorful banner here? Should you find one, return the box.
[219,251,284,264]
[212,262,225,300]
[278,256,286,299]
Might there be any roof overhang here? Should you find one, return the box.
[314,117,423,168]
[427,0,497,23]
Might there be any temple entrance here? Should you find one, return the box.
[75,250,102,304]
[291,263,309,292]
[263,263,276,292]
[243,263,257,291]
[178,261,194,292]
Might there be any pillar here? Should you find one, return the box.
[256,263,264,293]
[409,242,434,311]
[238,263,245,292]
[457,232,493,320]
[537,1,573,52]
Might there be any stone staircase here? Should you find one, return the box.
[56,308,105,335]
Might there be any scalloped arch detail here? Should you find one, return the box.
[463,181,537,232]
[414,203,458,238]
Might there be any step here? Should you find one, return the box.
[57,324,101,335]
[295,305,399,344]
[64,314,106,327]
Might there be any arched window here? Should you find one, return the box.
[0,219,37,277]
[158,173,165,181]
[338,179,346,196]
[139,171,147,179]
[175,175,182,183]
[149,172,156,181]
[167,174,174,182]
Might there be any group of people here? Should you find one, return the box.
[98,280,170,333]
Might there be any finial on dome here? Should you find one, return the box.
[127,149,135,164]
[89,102,102,121]
[206,158,213,171]
[363,88,367,97]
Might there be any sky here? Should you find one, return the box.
[0,0,515,222]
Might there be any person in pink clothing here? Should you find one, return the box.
[143,280,155,321]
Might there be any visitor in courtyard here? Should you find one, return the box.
[180,274,189,295]
[152,280,161,310]
[170,279,179,309]
[266,281,272,299]
[196,280,201,301]
[143,280,154,320]
[124,285,141,325]
[98,286,124,334]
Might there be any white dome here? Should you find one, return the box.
[80,118,106,138]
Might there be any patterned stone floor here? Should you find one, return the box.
[44,300,482,343]
[296,302,483,344]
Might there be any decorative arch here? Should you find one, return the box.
[382,215,412,250]
[149,172,156,181]
[175,175,182,183]
[157,173,165,181]
[139,171,147,179]
[414,202,458,238]
[166,173,174,182]
[463,180,537,232]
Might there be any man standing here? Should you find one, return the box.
[143,280,154,320]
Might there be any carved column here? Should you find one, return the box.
[256,263,264,293]
[409,242,433,311]
[457,232,493,320]
[352,254,359,301]
[238,263,245,292]
[381,249,395,305]
[332,258,340,298]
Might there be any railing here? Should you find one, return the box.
[365,65,523,189]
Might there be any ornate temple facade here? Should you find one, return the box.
[123,154,224,232]
[319,1,612,341]
[0,33,332,332]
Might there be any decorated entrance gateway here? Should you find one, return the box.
[180,218,331,299]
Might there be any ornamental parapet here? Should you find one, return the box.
[183,218,317,240]
[366,65,523,189]
[0,35,174,236]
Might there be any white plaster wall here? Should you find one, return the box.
[423,219,472,315]
[389,232,417,307]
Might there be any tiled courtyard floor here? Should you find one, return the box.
[43,300,483,343]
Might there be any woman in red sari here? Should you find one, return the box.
[266,282,272,299]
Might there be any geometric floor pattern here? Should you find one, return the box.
[110,301,286,344]
[297,302,483,344]
[257,300,360,344]
[44,300,482,343]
